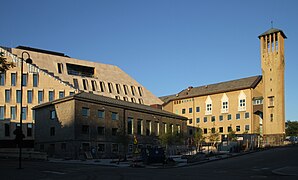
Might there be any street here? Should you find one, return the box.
[1,145,298,180]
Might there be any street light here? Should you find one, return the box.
[18,51,32,169]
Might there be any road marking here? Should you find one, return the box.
[42,170,66,175]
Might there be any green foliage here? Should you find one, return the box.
[286,121,298,136]
[159,132,184,147]
[193,127,205,151]
[228,129,237,141]
[0,52,15,72]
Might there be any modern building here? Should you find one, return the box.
[0,46,162,148]
[160,28,286,146]
[33,92,187,159]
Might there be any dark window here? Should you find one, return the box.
[228,114,232,120]
[98,144,105,152]
[5,89,10,103]
[0,106,4,120]
[0,73,5,86]
[182,109,186,114]
[50,127,55,136]
[138,98,144,104]
[236,113,240,120]
[112,128,118,136]
[211,116,215,122]
[189,129,193,135]
[196,118,200,123]
[236,126,240,132]
[137,119,142,135]
[38,91,43,104]
[108,83,113,93]
[27,90,33,103]
[131,97,136,103]
[82,107,90,116]
[10,107,16,120]
[127,117,133,134]
[33,74,38,87]
[82,125,89,134]
[27,123,32,136]
[57,63,63,74]
[138,87,143,96]
[228,126,232,132]
[245,125,250,131]
[196,107,200,112]
[189,119,192,124]
[11,73,16,86]
[245,112,250,119]
[66,63,94,77]
[204,117,208,123]
[131,86,136,96]
[219,127,223,133]
[98,127,105,135]
[219,115,223,121]
[211,128,215,133]
[189,108,193,113]
[50,110,56,119]
[203,128,208,134]
[49,91,54,101]
[91,80,97,91]
[123,85,129,95]
[73,79,79,89]
[116,84,121,94]
[5,124,10,136]
[98,110,105,118]
[82,79,88,90]
[59,91,65,98]
[22,74,27,86]
[21,107,27,120]
[16,90,21,103]
[100,81,106,92]
[111,112,119,120]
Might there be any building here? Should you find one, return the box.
[160,28,286,146]
[0,46,162,148]
[33,92,187,159]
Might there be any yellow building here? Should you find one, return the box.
[161,28,286,146]
[0,46,162,147]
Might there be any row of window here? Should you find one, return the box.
[0,72,39,87]
[0,106,32,120]
[201,125,250,135]
[2,123,33,137]
[188,112,250,124]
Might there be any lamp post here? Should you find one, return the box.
[18,51,32,169]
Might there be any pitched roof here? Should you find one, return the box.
[160,75,262,104]
[258,28,287,39]
[33,92,187,120]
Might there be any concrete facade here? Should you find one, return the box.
[33,92,187,159]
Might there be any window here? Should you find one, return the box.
[10,107,16,120]
[182,109,186,114]
[268,96,274,107]
[236,113,240,120]
[57,63,63,74]
[27,90,33,103]
[115,96,120,100]
[245,112,249,119]
[228,126,232,132]
[69,91,75,96]
[33,74,38,87]
[156,122,160,136]
[108,83,113,93]
[138,87,143,96]
[112,128,118,136]
[228,114,232,120]
[211,127,215,133]
[11,73,16,86]
[123,85,129,95]
[207,104,212,112]
[253,99,263,105]
[219,127,223,133]
[270,114,273,122]
[5,124,10,136]
[164,123,167,134]
[111,112,119,120]
[137,119,143,135]
[112,144,119,152]
[131,86,136,96]
[49,91,54,101]
[100,81,106,92]
[98,144,105,152]
[211,116,215,122]
[222,101,228,113]
[204,117,208,123]
[22,107,27,120]
[127,117,133,134]
[82,107,90,117]
[236,126,240,132]
[116,84,121,94]
[146,120,151,136]
[123,97,128,101]
[82,79,88,90]
[22,74,27,86]
[27,124,32,136]
[196,107,200,112]
[38,90,43,104]
[219,115,223,121]
[196,118,200,123]
[32,110,35,121]
[240,99,246,107]
[189,119,193,124]
[16,90,21,103]
[66,63,94,77]
[82,125,89,134]
[50,127,55,136]
[131,97,136,103]
[59,91,65,98]
[98,110,105,118]
[138,98,144,104]
[98,127,105,135]
[177,125,181,134]
[73,79,79,89]
[0,106,4,120]
[203,128,208,134]
[5,89,10,103]
[245,125,250,131]
[0,73,5,86]
[189,108,193,113]
[91,80,97,91]
[50,110,56,119]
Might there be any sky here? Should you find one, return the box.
[0,0,297,120]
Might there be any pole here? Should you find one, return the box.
[18,54,24,169]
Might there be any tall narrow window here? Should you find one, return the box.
[100,81,106,92]
[33,74,38,87]
[268,96,274,107]
[0,73,5,86]
[38,90,43,104]
[0,106,5,120]
[91,80,97,91]
[127,117,133,134]
[146,120,151,136]
[108,83,113,93]
[116,84,121,94]
[82,79,88,90]
[10,106,16,120]
[57,63,63,74]
[238,91,246,111]
[27,90,33,103]
[16,90,21,103]
[123,85,129,95]
[59,91,65,98]
[138,98,144,104]
[50,127,55,136]
[5,89,10,103]
[73,79,79,89]
[156,122,160,136]
[49,91,54,101]
[131,97,136,103]
[27,123,32,136]
[22,107,27,120]
[22,74,27,86]
[50,110,56,119]
[205,96,212,115]
[131,86,136,96]
[138,87,143,96]
[137,119,143,135]
[11,73,16,86]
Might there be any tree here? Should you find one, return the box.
[208,129,220,150]
[286,121,298,136]
[193,127,204,152]
[0,52,15,72]
[159,132,184,155]
[228,129,237,142]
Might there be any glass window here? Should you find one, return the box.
[57,63,63,74]
[98,110,105,118]
[0,106,4,120]
[5,89,10,103]
[138,87,143,96]
[69,91,75,96]
[204,117,208,123]
[91,80,97,91]
[27,90,33,103]
[196,117,200,123]
[82,107,90,116]
[73,79,79,89]
[10,106,16,120]
[100,81,106,92]
[189,119,193,124]
[0,73,5,86]
[203,128,207,134]
[211,116,215,122]
[228,126,232,132]
[189,108,193,113]
[211,127,215,133]
[11,73,16,86]
[137,119,143,135]
[82,79,88,90]
[196,107,200,112]
[182,109,186,114]
[59,91,65,98]
[245,112,250,119]
[228,114,232,120]
[27,123,32,136]
[49,91,54,101]
[236,113,240,120]
[127,117,133,134]
[219,115,223,121]
[16,90,21,103]
[50,110,56,119]
[131,86,136,96]
[116,84,122,94]
[245,125,250,131]
[236,126,240,132]
[22,107,27,120]
[33,74,38,87]
[111,112,119,120]
[108,83,113,93]
[22,74,27,86]
[38,91,43,104]
[219,127,223,133]
[97,127,105,135]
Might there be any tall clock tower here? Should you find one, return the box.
[258,28,286,145]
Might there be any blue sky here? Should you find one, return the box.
[1,0,297,120]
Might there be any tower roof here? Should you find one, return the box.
[258,28,287,39]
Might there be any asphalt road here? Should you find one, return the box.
[1,145,298,180]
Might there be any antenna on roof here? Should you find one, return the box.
[271,21,274,29]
